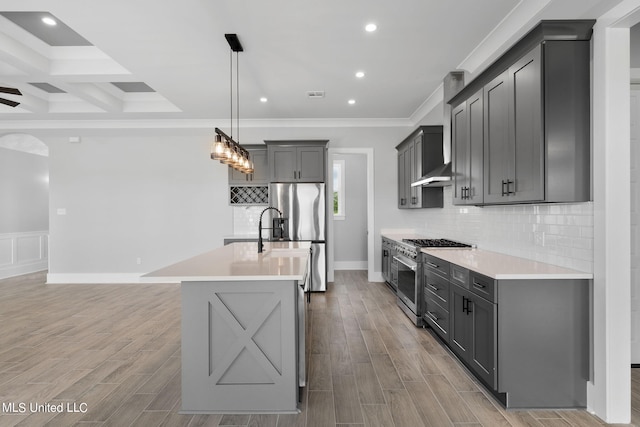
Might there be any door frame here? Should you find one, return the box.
[326,148,374,282]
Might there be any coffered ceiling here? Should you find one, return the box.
[0,0,618,127]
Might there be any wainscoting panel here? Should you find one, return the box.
[0,237,12,267]
[0,231,48,280]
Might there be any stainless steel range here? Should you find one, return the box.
[394,238,471,326]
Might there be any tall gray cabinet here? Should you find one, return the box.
[449,20,593,206]
[396,126,444,209]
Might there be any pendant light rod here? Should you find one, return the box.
[236,50,240,144]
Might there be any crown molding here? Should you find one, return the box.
[0,117,413,132]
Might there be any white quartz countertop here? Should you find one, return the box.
[381,232,427,242]
[421,248,593,280]
[142,241,310,282]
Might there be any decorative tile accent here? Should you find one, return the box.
[229,186,268,205]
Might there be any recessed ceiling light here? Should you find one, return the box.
[365,23,377,32]
[348,99,356,105]
[260,97,268,103]
[41,16,57,26]
[355,71,365,78]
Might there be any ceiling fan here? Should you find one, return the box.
[0,86,22,107]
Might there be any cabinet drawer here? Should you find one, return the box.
[423,296,449,342]
[423,271,450,305]
[469,271,495,303]
[450,264,469,288]
[422,253,449,278]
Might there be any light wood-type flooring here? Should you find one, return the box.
[0,270,634,426]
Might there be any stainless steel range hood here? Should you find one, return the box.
[411,162,452,187]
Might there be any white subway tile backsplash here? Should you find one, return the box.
[232,206,265,236]
[420,187,593,273]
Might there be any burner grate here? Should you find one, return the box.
[403,238,471,248]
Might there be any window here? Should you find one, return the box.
[333,159,345,220]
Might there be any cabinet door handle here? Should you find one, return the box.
[506,179,514,195]
[400,198,406,206]
[411,196,417,205]
[427,283,439,292]
[501,180,507,196]
[472,280,486,289]
[426,261,439,269]
[426,311,439,322]
[462,296,473,315]
[383,250,388,256]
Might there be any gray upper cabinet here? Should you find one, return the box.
[449,20,593,206]
[397,146,410,207]
[396,126,444,209]
[506,46,544,203]
[483,70,511,204]
[484,49,544,204]
[266,141,327,183]
[452,89,484,205]
[229,147,269,184]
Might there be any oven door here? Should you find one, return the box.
[394,255,418,315]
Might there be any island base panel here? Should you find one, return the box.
[181,280,299,413]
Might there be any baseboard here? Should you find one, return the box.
[0,262,48,281]
[46,273,157,284]
[334,261,367,270]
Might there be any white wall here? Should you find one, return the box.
[0,145,49,279]
[38,126,421,282]
[0,146,49,233]
[45,133,232,283]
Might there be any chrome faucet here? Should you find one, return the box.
[258,207,283,253]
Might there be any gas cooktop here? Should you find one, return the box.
[402,238,472,248]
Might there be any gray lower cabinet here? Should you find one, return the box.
[450,279,497,390]
[422,253,589,408]
[266,142,327,183]
[423,271,450,343]
[381,238,391,283]
[422,253,451,342]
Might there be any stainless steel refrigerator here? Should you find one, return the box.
[270,183,326,291]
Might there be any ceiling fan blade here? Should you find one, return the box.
[0,86,21,96]
[0,97,20,108]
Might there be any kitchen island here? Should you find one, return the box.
[143,241,311,414]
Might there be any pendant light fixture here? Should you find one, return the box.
[211,34,253,174]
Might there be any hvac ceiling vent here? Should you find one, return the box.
[306,91,325,99]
